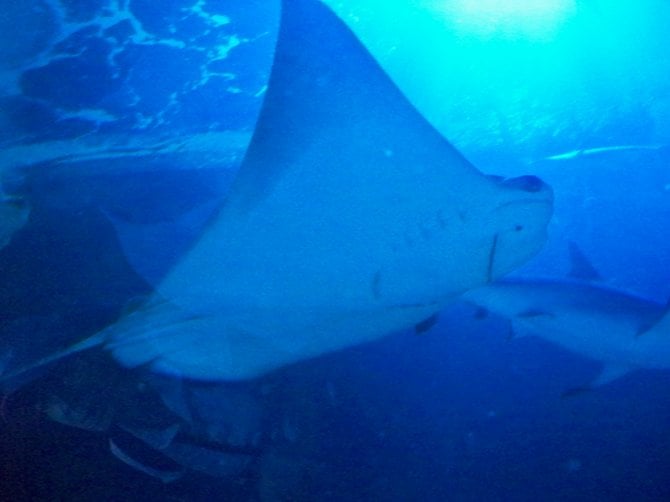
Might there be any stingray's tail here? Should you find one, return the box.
[0,331,106,391]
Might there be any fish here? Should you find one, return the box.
[112,419,254,482]
[541,144,665,162]
[463,245,670,391]
[34,358,262,480]
[109,438,185,484]
[3,0,552,382]
[118,423,258,479]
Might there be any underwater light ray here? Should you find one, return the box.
[434,0,577,40]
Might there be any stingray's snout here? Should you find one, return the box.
[501,175,546,193]
[486,172,553,282]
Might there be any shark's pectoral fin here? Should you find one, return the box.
[562,364,633,398]
[636,322,654,338]
[516,308,554,319]
[414,313,439,334]
[636,305,670,337]
[506,311,551,340]
[508,321,536,340]
[591,363,633,387]
[560,386,591,398]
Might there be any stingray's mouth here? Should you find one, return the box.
[495,176,554,209]
[499,174,548,193]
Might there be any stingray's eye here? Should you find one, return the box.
[514,224,524,232]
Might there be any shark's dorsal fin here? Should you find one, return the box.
[567,242,601,282]
[225,0,478,213]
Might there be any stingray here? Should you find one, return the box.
[6,0,552,382]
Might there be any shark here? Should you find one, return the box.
[463,245,670,390]
[4,0,552,382]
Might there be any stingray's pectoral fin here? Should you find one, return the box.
[103,301,211,373]
[103,302,261,381]
[103,199,219,287]
[0,301,206,386]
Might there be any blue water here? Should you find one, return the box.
[1,1,669,500]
